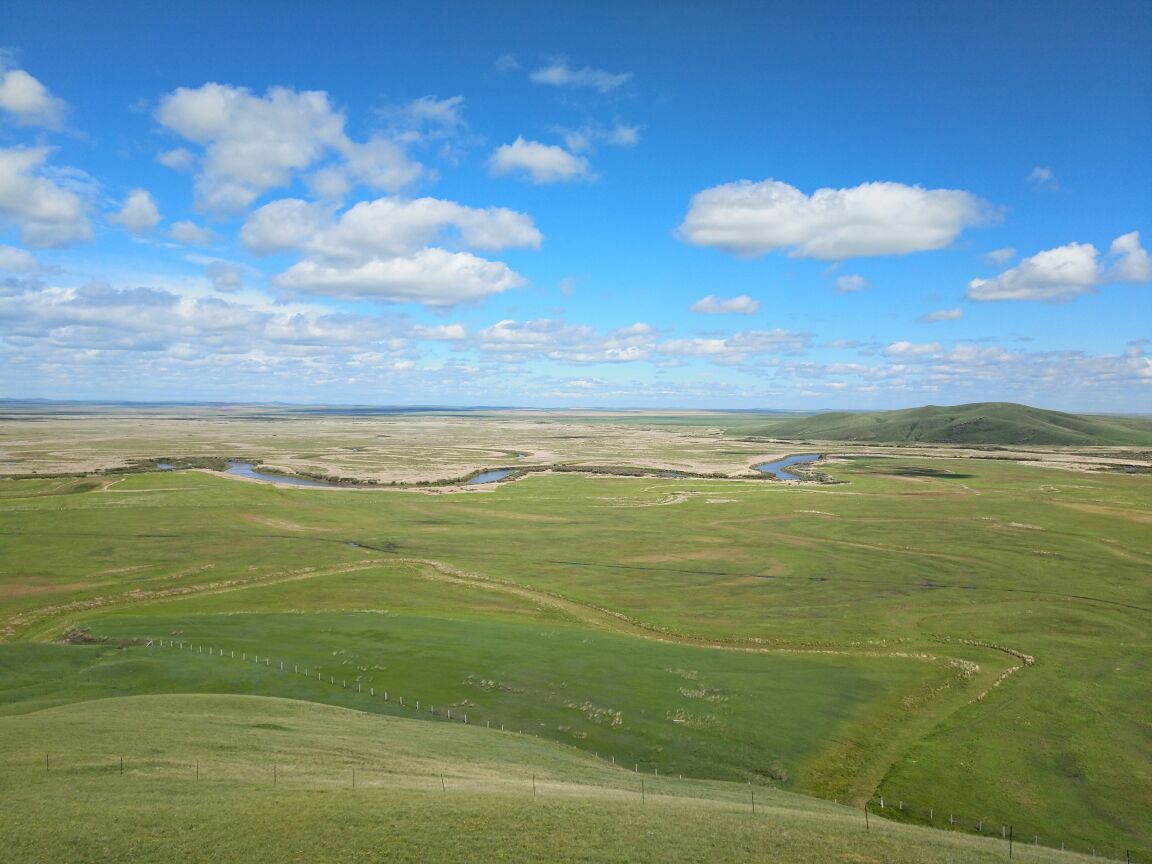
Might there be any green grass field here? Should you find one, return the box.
[0,694,1113,864]
[0,443,1149,860]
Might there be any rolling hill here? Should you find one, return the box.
[742,402,1152,445]
[0,693,1090,864]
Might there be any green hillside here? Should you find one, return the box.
[743,402,1152,445]
[0,694,1092,864]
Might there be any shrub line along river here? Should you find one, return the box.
[161,458,821,487]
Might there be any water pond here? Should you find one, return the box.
[752,453,821,481]
[467,469,515,485]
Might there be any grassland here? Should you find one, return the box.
[743,402,1152,445]
[2,694,1104,864]
[0,407,1149,861]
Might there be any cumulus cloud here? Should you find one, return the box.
[157,148,195,171]
[308,135,424,200]
[883,341,941,357]
[205,260,244,293]
[919,307,963,323]
[690,294,760,315]
[966,232,1152,301]
[529,59,632,93]
[834,274,870,293]
[274,248,526,306]
[168,220,217,246]
[240,195,540,308]
[108,188,161,234]
[489,137,592,184]
[0,68,68,129]
[239,199,331,254]
[155,82,422,212]
[1107,231,1152,283]
[0,244,41,273]
[243,196,540,259]
[677,178,993,260]
[0,147,92,247]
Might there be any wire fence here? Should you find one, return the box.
[138,638,1146,862]
[867,794,1148,861]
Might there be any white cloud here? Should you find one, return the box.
[560,123,640,153]
[0,147,92,247]
[308,135,424,201]
[157,148,195,171]
[243,196,540,259]
[304,197,542,259]
[659,329,810,364]
[690,294,760,315]
[0,280,406,359]
[239,199,331,254]
[834,274,870,293]
[413,323,467,340]
[919,308,963,323]
[476,319,653,363]
[0,244,41,273]
[168,220,217,246]
[529,59,632,93]
[1027,166,1058,190]
[967,241,1101,301]
[0,68,68,129]
[884,341,941,357]
[395,95,466,133]
[108,189,161,234]
[489,137,592,184]
[155,82,422,213]
[205,260,244,293]
[1107,231,1152,283]
[983,247,1015,266]
[677,178,993,260]
[274,248,526,306]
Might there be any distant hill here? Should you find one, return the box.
[741,402,1152,445]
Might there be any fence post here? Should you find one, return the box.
[120,756,123,776]
[1009,825,1013,859]
[641,778,646,803]
[532,774,536,798]
[752,789,756,816]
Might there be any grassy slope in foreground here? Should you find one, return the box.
[0,693,1096,864]
[0,460,1149,856]
[743,402,1152,445]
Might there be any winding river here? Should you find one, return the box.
[752,453,821,481]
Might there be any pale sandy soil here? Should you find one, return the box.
[1,407,1147,483]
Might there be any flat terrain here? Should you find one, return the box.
[0,407,1149,861]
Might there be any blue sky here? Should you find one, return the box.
[1,0,1149,410]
